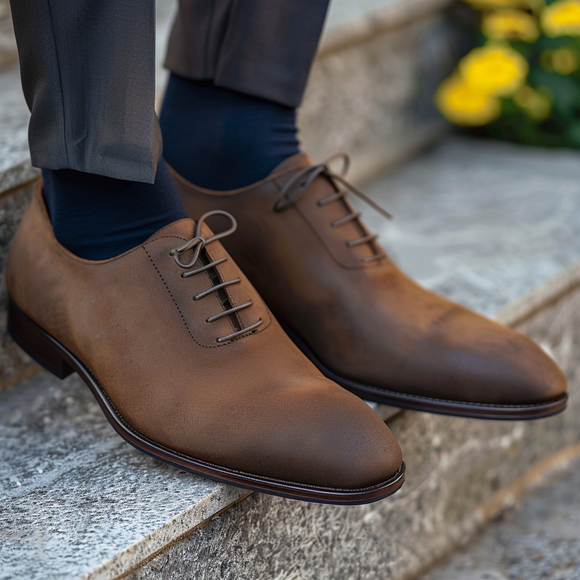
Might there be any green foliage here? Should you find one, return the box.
[449,2,580,148]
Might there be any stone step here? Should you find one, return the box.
[419,459,580,580]
[0,0,16,71]
[2,136,580,579]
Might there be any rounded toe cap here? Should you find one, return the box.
[251,379,403,490]
[417,307,568,407]
[492,331,567,405]
[309,390,404,489]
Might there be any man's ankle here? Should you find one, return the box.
[160,74,300,191]
[42,160,187,260]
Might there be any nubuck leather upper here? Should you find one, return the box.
[6,185,405,504]
[172,152,568,420]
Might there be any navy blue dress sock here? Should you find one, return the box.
[42,158,187,260]
[160,74,300,191]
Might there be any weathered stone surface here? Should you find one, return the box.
[300,11,456,182]
[0,181,36,390]
[0,372,248,580]
[129,279,580,580]
[421,461,580,580]
[0,66,38,195]
[363,137,580,316]
[0,0,16,70]
[325,0,413,30]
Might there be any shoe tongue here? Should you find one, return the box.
[270,152,314,175]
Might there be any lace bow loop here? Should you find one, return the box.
[170,210,237,268]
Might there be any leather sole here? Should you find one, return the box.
[283,325,568,421]
[7,295,405,505]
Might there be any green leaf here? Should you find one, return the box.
[529,69,580,115]
[566,122,580,145]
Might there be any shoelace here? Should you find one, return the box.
[170,210,263,343]
[273,153,393,263]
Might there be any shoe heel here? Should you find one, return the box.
[7,296,74,380]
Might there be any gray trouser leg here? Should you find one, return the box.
[9,0,160,183]
[165,0,331,108]
[10,0,330,182]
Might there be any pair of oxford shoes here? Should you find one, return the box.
[6,153,567,504]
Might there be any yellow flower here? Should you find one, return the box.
[459,45,529,96]
[542,0,580,36]
[513,85,552,119]
[435,75,502,125]
[482,10,540,42]
[463,0,538,10]
[553,46,579,72]
[541,47,580,73]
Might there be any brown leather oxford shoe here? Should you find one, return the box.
[6,185,405,504]
[172,153,568,420]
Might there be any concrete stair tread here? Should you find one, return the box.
[420,460,580,580]
[2,135,580,579]
[364,136,580,316]
[0,65,36,195]
[0,373,247,580]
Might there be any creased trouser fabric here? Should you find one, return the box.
[165,0,330,109]
[10,0,330,183]
[9,0,160,183]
